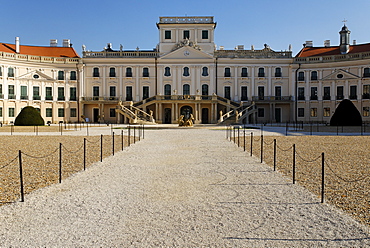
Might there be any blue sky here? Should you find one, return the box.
[2,0,370,56]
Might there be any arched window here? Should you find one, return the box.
[298,71,305,81]
[364,68,370,78]
[183,84,190,95]
[143,67,149,77]
[164,84,171,99]
[258,68,265,77]
[224,68,231,77]
[202,67,208,76]
[311,71,318,80]
[164,67,171,77]
[183,67,190,77]
[275,68,282,77]
[109,67,116,77]
[126,67,132,77]
[93,67,99,77]
[241,68,248,77]
[8,67,14,77]
[58,71,64,80]
[70,71,77,80]
[202,84,209,95]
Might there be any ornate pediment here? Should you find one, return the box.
[17,70,56,82]
[321,69,360,81]
[160,46,213,60]
[172,38,201,52]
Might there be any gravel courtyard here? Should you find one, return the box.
[0,127,369,247]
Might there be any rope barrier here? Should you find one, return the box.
[85,137,101,144]
[276,144,294,152]
[295,151,322,163]
[21,147,59,159]
[325,159,370,183]
[62,144,84,154]
[0,155,19,170]
[263,139,274,146]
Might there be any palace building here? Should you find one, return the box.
[0,16,369,125]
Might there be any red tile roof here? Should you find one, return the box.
[295,43,370,57]
[0,43,80,58]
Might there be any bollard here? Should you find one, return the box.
[292,144,296,184]
[237,127,240,147]
[128,126,131,146]
[100,134,103,162]
[134,126,136,144]
[260,135,263,163]
[83,138,86,170]
[59,143,62,183]
[250,132,253,156]
[121,129,124,151]
[112,132,115,156]
[18,150,24,202]
[321,152,325,203]
[243,130,246,152]
[142,125,145,139]
[273,139,276,171]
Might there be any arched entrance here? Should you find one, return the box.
[180,106,193,120]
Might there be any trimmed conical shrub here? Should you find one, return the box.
[330,99,362,126]
[14,106,45,126]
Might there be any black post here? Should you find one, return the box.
[138,125,141,142]
[121,129,124,151]
[310,123,313,135]
[226,126,228,139]
[128,126,131,146]
[243,129,246,152]
[100,134,103,162]
[83,138,86,170]
[18,150,24,202]
[233,127,236,144]
[133,126,136,144]
[285,122,288,136]
[59,143,62,183]
[292,144,296,184]
[237,127,240,147]
[112,132,115,156]
[142,125,145,139]
[250,132,253,156]
[273,139,276,171]
[260,135,263,163]
[11,125,13,135]
[321,152,325,203]
[86,122,89,136]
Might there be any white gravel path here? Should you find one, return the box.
[0,127,369,247]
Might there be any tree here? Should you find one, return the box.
[14,106,45,126]
[330,99,362,126]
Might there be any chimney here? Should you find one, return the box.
[353,40,357,45]
[63,39,70,47]
[15,37,20,53]
[50,39,58,47]
[305,41,313,47]
[324,40,330,47]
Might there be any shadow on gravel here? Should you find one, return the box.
[217,202,321,205]
[223,236,370,242]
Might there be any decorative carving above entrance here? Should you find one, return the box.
[172,38,201,52]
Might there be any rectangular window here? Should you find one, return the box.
[323,107,331,117]
[258,108,264,117]
[0,67,2,76]
[58,71,64,80]
[110,108,116,118]
[93,86,99,97]
[275,86,281,100]
[70,87,77,101]
[8,85,15,99]
[0,107,2,117]
[70,108,77,117]
[241,86,248,101]
[8,68,14,77]
[310,108,317,117]
[21,86,28,100]
[58,87,65,101]
[70,71,77,80]
[258,68,265,77]
[93,68,99,77]
[298,87,305,100]
[298,108,304,117]
[126,68,132,77]
[323,87,331,100]
[363,85,370,99]
[310,87,318,100]
[350,85,357,99]
[143,86,149,100]
[224,86,231,100]
[224,68,231,77]
[241,68,248,77]
[336,86,344,100]
[363,106,370,117]
[183,30,190,39]
[202,30,208,39]
[58,108,65,117]
[110,86,116,97]
[165,30,171,39]
[109,68,116,77]
[126,86,132,101]
[258,86,264,100]
[275,68,282,77]
[46,108,52,117]
[0,84,2,97]
[33,86,40,100]
[8,107,14,117]
[45,87,53,100]
[143,68,149,77]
